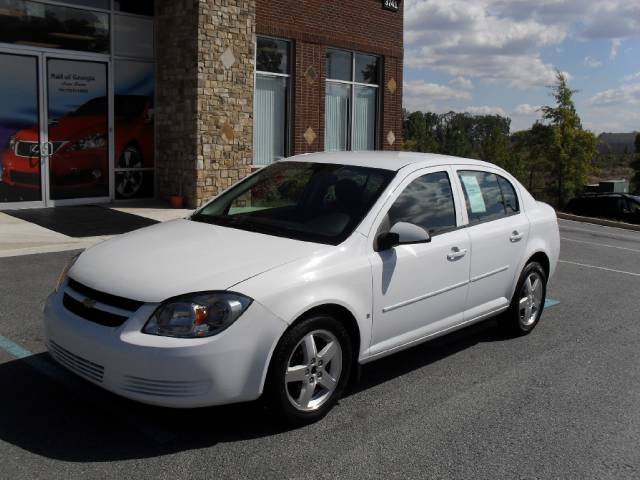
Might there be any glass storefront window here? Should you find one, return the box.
[326,49,352,81]
[0,0,109,53]
[114,13,154,58]
[47,58,109,200]
[325,49,379,152]
[355,54,379,84]
[114,0,154,16]
[254,36,290,166]
[62,0,110,9]
[114,60,155,199]
[256,37,289,74]
[0,53,42,203]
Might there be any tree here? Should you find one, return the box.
[480,125,511,169]
[540,70,598,208]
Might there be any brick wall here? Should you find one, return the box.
[257,0,404,154]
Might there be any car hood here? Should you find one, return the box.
[69,219,332,303]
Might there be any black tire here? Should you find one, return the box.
[264,314,353,426]
[500,261,547,336]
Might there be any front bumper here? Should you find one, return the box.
[43,285,288,408]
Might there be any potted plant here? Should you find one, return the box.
[168,177,184,209]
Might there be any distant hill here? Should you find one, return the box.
[598,132,639,155]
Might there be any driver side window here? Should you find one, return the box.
[386,171,457,236]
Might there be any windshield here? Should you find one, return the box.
[192,161,395,245]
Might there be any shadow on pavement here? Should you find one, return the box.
[0,319,511,462]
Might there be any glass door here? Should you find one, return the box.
[45,57,110,202]
[0,51,45,207]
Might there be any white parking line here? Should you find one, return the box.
[561,237,640,253]
[559,260,640,277]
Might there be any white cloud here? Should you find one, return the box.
[404,0,640,88]
[583,56,603,68]
[449,76,474,90]
[588,83,640,107]
[624,72,640,83]
[513,104,542,115]
[464,105,508,116]
[610,39,622,60]
[403,79,472,111]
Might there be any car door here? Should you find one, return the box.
[455,169,529,320]
[368,167,471,357]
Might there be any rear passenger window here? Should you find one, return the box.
[458,171,505,223]
[497,175,519,214]
[387,171,457,236]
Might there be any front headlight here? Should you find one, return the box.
[68,133,107,151]
[54,252,81,292]
[143,292,253,338]
[8,134,16,152]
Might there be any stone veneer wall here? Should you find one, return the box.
[156,0,255,208]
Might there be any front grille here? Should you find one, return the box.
[15,141,38,157]
[121,375,210,398]
[63,294,128,327]
[48,340,104,383]
[9,171,40,185]
[68,278,144,312]
[63,278,144,328]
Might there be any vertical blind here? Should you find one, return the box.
[353,86,376,151]
[254,75,286,165]
[325,83,350,151]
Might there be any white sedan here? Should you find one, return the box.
[44,152,560,424]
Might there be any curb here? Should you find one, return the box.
[557,212,640,232]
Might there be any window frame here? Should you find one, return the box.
[253,34,292,167]
[455,168,522,227]
[325,47,381,152]
[369,166,466,249]
[385,170,459,238]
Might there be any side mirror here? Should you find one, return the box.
[375,222,430,251]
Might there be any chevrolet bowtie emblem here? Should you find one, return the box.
[82,298,97,309]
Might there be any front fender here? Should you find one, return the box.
[232,236,373,361]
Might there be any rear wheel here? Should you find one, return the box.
[500,262,547,336]
[265,315,352,425]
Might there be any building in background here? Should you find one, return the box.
[0,0,403,209]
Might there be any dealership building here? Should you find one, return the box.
[0,0,403,209]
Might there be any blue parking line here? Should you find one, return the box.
[545,298,560,308]
[0,335,33,359]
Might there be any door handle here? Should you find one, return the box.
[510,231,524,243]
[447,247,467,261]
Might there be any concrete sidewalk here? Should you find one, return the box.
[0,201,193,258]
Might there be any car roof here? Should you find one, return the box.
[282,151,497,172]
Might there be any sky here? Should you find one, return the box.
[402,0,640,134]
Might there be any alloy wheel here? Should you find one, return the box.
[116,146,144,198]
[519,271,544,326]
[284,329,343,412]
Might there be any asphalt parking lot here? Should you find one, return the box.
[1,218,639,479]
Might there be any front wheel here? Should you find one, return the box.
[500,262,547,336]
[264,315,352,425]
[116,145,144,198]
